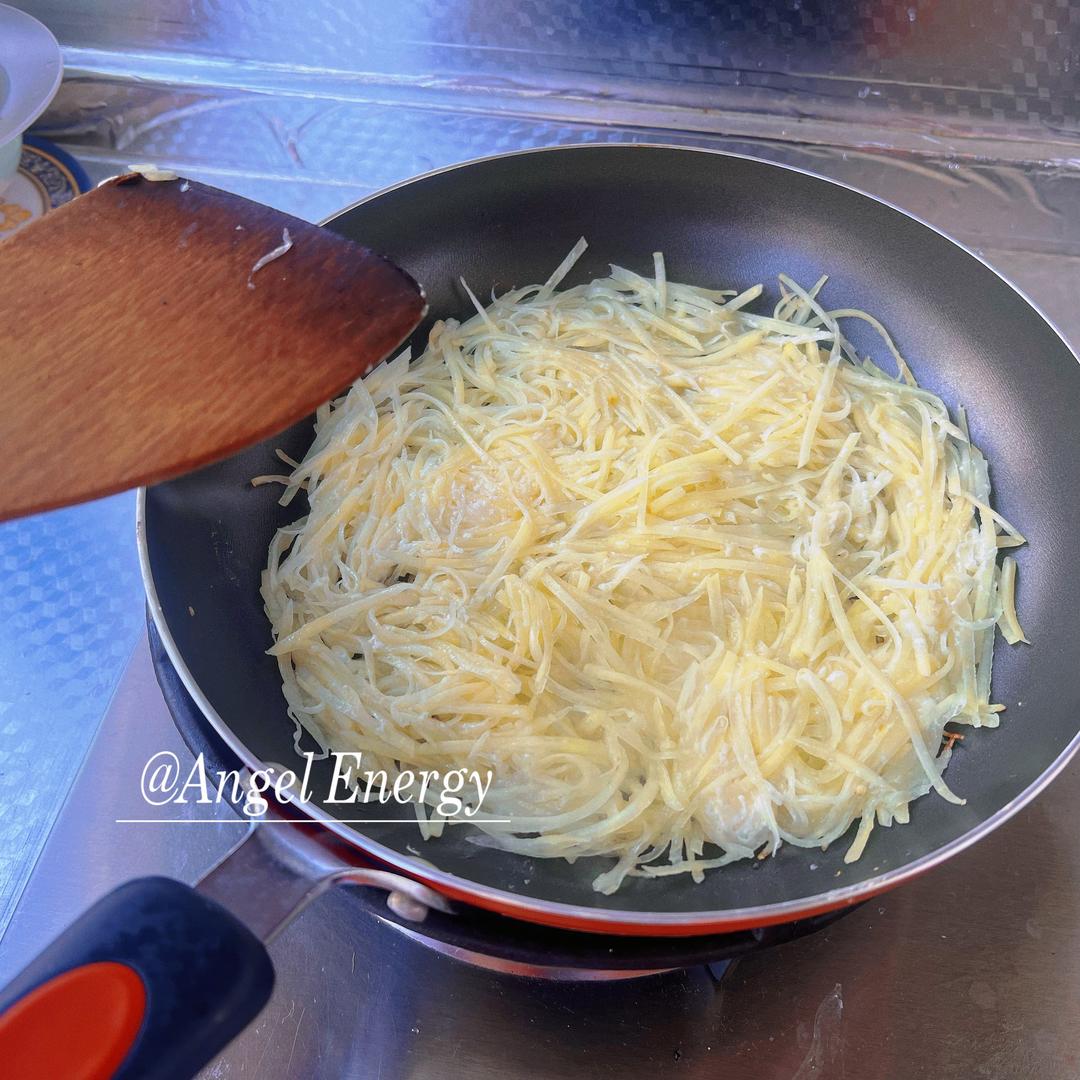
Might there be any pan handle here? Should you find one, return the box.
[0,821,450,1078]
[0,876,274,1080]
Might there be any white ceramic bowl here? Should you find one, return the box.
[0,5,62,197]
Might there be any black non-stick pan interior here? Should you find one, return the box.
[145,145,1080,916]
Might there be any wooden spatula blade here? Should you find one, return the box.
[0,174,425,521]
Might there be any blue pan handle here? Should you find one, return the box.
[0,876,274,1079]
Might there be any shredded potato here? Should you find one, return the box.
[261,241,1026,893]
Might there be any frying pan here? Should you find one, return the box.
[3,145,1080,1078]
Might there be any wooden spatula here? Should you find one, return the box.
[0,173,426,521]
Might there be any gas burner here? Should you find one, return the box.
[376,918,692,981]
[148,618,851,980]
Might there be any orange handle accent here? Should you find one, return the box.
[0,961,146,1080]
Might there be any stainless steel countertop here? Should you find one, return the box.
[1,4,1079,1072]
[1,635,1077,1078]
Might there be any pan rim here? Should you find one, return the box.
[139,142,1080,934]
